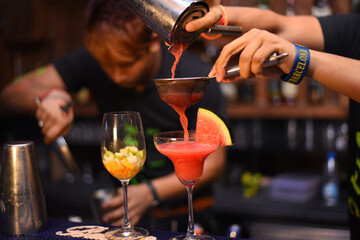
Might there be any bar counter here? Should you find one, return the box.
[0,218,247,240]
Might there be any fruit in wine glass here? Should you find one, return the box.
[102,146,145,180]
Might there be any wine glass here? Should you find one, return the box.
[101,111,148,239]
[153,130,219,240]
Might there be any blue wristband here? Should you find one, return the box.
[281,44,310,85]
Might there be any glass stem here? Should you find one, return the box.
[186,185,196,240]
[120,179,131,232]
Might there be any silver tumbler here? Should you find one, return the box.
[0,141,48,235]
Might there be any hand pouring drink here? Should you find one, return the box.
[122,0,242,51]
[122,0,242,78]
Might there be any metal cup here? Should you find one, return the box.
[91,188,117,224]
[123,0,208,46]
[0,141,48,235]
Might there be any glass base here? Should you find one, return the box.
[170,234,215,240]
[104,227,149,240]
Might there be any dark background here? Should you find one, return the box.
[0,1,357,239]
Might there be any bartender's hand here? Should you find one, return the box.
[209,29,294,82]
[185,0,222,32]
[102,183,153,226]
[36,89,74,144]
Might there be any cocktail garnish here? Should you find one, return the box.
[195,108,234,146]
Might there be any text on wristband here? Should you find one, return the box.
[287,49,308,84]
[281,44,310,85]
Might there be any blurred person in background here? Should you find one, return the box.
[1,0,227,233]
[187,3,360,239]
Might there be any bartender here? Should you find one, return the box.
[0,0,227,233]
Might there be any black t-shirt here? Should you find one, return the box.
[53,43,227,185]
[318,14,360,239]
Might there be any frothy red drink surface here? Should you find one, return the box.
[156,141,218,185]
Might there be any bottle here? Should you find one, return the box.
[322,152,339,206]
[268,78,282,106]
[308,78,323,105]
[281,81,298,106]
[227,224,241,238]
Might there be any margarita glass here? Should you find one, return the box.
[101,111,148,239]
[153,130,218,240]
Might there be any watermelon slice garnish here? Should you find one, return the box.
[195,108,234,146]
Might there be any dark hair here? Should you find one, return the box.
[85,0,153,61]
[85,0,138,32]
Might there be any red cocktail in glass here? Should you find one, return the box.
[154,130,218,240]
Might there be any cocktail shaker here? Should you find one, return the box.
[123,0,242,48]
[0,141,48,235]
[123,0,207,46]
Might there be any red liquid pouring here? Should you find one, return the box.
[163,42,204,140]
[170,44,185,79]
[159,92,204,140]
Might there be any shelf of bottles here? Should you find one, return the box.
[223,77,349,120]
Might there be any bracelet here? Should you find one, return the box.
[144,180,160,207]
[38,89,73,104]
[281,44,310,85]
[201,5,228,40]
[218,5,228,26]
